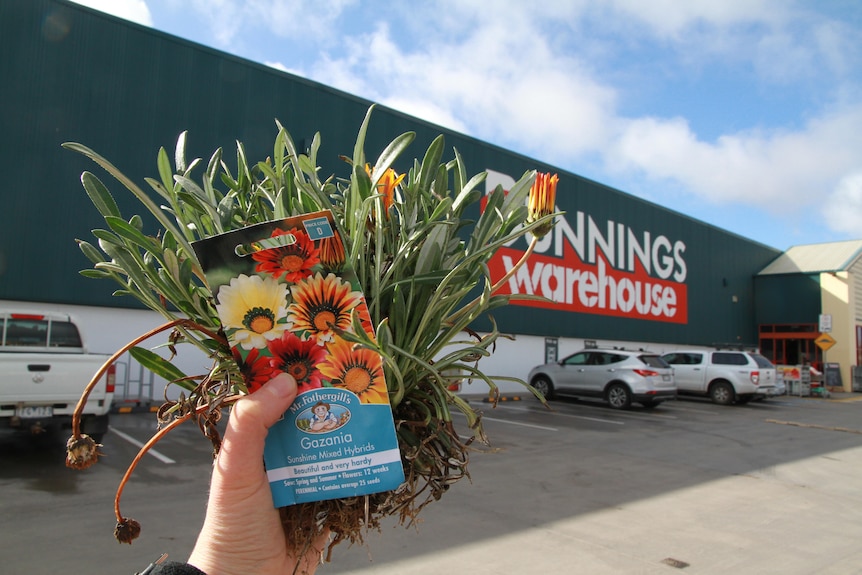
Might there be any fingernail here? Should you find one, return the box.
[268,373,297,397]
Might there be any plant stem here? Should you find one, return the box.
[444,234,539,326]
[113,394,241,526]
[71,319,226,439]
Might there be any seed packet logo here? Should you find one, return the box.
[296,401,351,434]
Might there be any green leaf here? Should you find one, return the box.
[105,216,159,252]
[81,172,121,218]
[76,239,106,265]
[129,346,192,389]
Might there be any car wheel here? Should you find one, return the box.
[709,381,735,405]
[606,383,632,409]
[531,376,555,400]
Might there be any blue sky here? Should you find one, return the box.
[70,0,862,251]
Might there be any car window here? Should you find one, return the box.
[749,353,775,368]
[49,321,83,347]
[563,352,590,366]
[663,353,702,365]
[640,354,669,368]
[3,318,48,346]
[599,353,625,365]
[712,352,748,366]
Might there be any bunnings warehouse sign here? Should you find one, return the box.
[486,170,688,324]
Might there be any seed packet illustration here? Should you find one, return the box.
[192,210,405,507]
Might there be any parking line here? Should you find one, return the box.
[491,404,625,426]
[479,415,558,431]
[108,426,176,464]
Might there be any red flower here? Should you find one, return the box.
[252,227,320,282]
[231,346,273,393]
[266,331,328,391]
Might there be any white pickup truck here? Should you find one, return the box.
[0,311,114,441]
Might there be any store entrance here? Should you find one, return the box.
[759,323,821,369]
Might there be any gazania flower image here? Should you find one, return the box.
[231,346,273,393]
[252,227,320,282]
[215,274,289,350]
[527,172,559,239]
[286,272,364,345]
[266,332,328,391]
[318,233,346,272]
[319,338,388,404]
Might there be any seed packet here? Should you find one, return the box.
[192,210,405,507]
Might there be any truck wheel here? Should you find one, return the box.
[606,383,632,409]
[710,381,735,405]
[531,376,555,400]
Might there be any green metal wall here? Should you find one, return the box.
[754,274,822,325]
[0,0,782,346]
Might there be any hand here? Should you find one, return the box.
[188,373,329,575]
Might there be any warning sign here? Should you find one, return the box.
[815,333,836,351]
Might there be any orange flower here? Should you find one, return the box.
[528,172,558,239]
[319,338,388,404]
[286,272,364,345]
[252,227,320,282]
[319,233,346,271]
[366,164,404,217]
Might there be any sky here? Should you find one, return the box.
[68,0,862,251]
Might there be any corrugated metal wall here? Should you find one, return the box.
[0,0,782,346]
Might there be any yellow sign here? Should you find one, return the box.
[815,333,836,351]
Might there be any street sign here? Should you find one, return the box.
[819,314,832,333]
[815,332,836,351]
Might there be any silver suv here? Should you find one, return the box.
[660,349,777,405]
[528,349,676,409]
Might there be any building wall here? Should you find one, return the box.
[821,271,853,390]
[1,0,786,396]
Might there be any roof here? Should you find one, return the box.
[758,239,862,275]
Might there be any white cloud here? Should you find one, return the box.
[610,104,862,226]
[823,173,862,236]
[186,0,355,46]
[68,0,153,26]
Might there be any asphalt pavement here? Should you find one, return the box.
[3,391,862,574]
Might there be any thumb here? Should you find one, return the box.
[219,373,298,467]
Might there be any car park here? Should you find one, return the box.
[660,348,777,405]
[528,349,676,409]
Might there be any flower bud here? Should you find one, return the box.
[528,172,558,239]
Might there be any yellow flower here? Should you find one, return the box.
[319,338,389,404]
[215,274,289,349]
[528,172,558,239]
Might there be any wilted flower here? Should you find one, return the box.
[114,517,142,544]
[528,172,558,239]
[65,434,103,469]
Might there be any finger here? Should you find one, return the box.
[217,373,298,474]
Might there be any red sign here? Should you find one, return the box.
[484,169,688,324]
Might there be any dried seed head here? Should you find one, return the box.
[65,434,103,470]
[114,517,142,544]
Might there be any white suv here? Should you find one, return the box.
[528,349,676,409]
[660,349,777,405]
